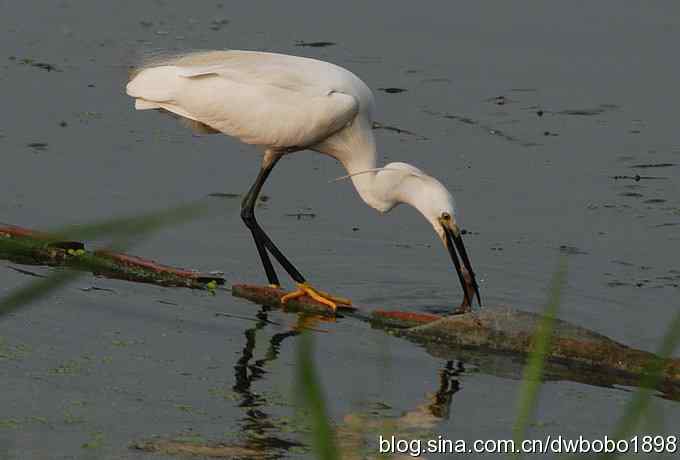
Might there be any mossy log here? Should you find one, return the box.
[0,223,224,289]
[232,284,680,392]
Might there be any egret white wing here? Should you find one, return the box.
[127,52,360,148]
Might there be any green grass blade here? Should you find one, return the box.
[0,269,81,317]
[512,257,568,457]
[601,310,680,458]
[295,332,339,460]
[49,200,211,242]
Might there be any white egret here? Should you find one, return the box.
[126,50,480,312]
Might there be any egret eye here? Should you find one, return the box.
[441,212,451,221]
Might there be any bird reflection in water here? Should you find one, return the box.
[229,307,465,457]
[428,360,463,420]
[231,306,306,455]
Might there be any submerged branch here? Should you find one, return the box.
[0,223,224,289]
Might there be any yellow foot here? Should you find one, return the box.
[280,282,352,311]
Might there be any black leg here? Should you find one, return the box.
[240,154,306,285]
[250,227,280,286]
[241,162,280,285]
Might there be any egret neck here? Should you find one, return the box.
[322,128,482,311]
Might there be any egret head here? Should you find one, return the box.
[385,164,482,310]
[336,161,481,311]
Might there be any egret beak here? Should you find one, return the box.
[440,219,482,310]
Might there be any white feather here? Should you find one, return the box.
[127,50,364,148]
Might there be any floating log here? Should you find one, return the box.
[232,284,680,393]
[0,223,224,289]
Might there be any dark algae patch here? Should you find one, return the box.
[612,174,667,181]
[438,113,477,125]
[294,40,336,47]
[207,192,241,199]
[630,163,675,169]
[285,212,316,220]
[485,95,512,105]
[426,111,540,147]
[558,245,588,255]
[27,142,48,151]
[378,87,407,94]
[10,57,61,72]
[557,104,619,116]
[209,18,230,31]
[372,121,427,140]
